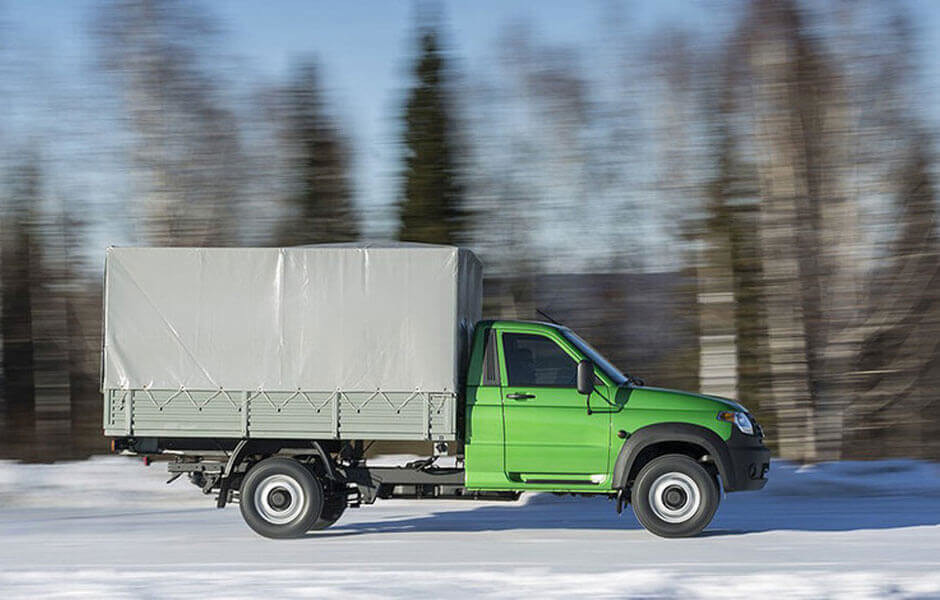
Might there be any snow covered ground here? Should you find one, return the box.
[0,457,938,599]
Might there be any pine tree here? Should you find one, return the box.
[276,61,358,246]
[397,28,463,245]
[0,160,41,457]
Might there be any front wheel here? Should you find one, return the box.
[630,454,720,538]
[239,457,324,538]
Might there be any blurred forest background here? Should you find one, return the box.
[0,0,938,462]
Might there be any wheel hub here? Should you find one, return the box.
[648,472,701,524]
[663,486,687,510]
[254,474,306,525]
[267,488,291,510]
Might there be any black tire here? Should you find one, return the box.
[630,454,720,538]
[310,493,347,531]
[239,457,324,539]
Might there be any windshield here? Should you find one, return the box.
[561,329,628,386]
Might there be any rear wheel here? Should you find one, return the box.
[239,457,324,538]
[630,454,719,538]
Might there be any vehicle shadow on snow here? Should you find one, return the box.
[314,493,940,538]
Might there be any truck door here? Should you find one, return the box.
[499,331,609,484]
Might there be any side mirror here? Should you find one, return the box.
[577,359,594,396]
[577,359,594,415]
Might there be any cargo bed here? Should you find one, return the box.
[102,244,482,442]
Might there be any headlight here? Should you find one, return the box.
[717,411,754,435]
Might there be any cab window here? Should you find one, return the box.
[481,329,500,386]
[502,332,576,387]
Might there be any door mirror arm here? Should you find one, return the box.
[576,359,595,415]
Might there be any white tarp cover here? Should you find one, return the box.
[103,244,482,393]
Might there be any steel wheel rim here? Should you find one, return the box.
[254,474,306,525]
[648,472,701,524]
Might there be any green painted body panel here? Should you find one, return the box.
[464,385,506,487]
[463,320,740,492]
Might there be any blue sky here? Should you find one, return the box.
[2,0,939,266]
[200,0,729,232]
[0,0,729,242]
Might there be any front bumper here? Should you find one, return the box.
[724,428,771,492]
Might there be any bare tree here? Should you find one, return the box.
[95,0,243,246]
[827,5,940,459]
[741,0,865,461]
[851,135,940,458]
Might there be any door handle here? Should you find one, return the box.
[506,393,535,400]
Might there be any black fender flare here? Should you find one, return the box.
[308,441,339,481]
[217,439,337,508]
[612,422,733,491]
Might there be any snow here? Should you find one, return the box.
[0,457,938,598]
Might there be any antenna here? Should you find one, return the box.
[536,309,562,326]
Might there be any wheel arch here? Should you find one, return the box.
[613,423,733,491]
[224,440,337,474]
[217,439,338,508]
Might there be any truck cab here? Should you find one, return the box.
[463,320,770,537]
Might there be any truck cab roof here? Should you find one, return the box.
[477,319,568,332]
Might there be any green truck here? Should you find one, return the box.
[105,244,769,539]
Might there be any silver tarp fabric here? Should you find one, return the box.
[102,244,483,393]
